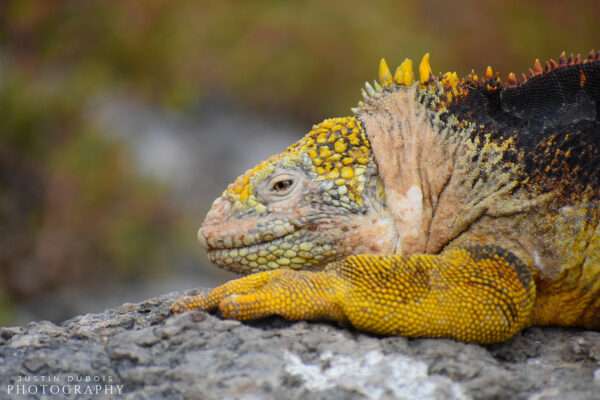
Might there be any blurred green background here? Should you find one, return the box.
[0,0,598,325]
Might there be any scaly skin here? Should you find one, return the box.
[172,51,600,343]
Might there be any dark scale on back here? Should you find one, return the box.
[448,52,600,200]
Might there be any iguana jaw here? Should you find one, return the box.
[202,221,340,273]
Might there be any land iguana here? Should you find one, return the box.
[171,51,600,344]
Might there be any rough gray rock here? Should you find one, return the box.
[1,290,599,400]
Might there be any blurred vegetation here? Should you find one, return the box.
[0,0,598,323]
[0,65,179,320]
[2,1,599,118]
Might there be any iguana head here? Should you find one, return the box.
[199,116,397,273]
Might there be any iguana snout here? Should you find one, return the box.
[198,196,290,250]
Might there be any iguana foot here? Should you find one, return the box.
[170,268,348,322]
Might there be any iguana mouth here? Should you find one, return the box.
[204,226,337,274]
[203,219,298,250]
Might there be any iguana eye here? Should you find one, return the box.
[271,178,294,193]
[257,172,302,202]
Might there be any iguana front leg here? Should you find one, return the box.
[171,246,536,343]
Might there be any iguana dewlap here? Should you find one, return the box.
[172,51,600,343]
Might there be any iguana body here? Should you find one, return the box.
[172,51,600,343]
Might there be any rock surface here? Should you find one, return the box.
[1,290,599,400]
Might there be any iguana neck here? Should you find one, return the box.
[356,84,457,255]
